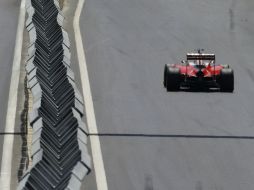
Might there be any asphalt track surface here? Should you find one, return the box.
[0,0,19,172]
[81,0,254,189]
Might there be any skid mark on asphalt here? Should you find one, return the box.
[144,175,153,190]
[229,0,237,40]
[229,0,236,31]
[195,181,203,190]
[229,8,235,31]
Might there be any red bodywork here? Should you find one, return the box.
[168,53,225,88]
[173,64,223,77]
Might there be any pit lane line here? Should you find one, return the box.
[0,0,26,189]
[74,0,108,190]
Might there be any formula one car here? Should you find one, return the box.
[163,50,234,92]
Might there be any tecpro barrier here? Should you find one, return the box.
[18,0,91,189]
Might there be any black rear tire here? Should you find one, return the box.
[165,66,180,91]
[163,65,167,87]
[219,68,234,92]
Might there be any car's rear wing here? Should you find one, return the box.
[187,53,215,61]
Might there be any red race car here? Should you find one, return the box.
[163,50,234,92]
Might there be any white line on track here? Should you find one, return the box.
[0,0,26,189]
[74,0,108,190]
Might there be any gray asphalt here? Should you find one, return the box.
[0,0,19,172]
[81,0,254,189]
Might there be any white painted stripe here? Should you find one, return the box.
[73,0,108,190]
[0,0,26,189]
